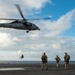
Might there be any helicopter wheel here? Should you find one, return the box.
[26,31,29,33]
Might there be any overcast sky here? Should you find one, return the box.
[0,0,75,61]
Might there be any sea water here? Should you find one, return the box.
[0,61,75,64]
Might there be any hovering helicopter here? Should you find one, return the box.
[0,4,51,33]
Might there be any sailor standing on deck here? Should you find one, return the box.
[41,53,48,70]
[55,55,61,69]
[64,52,70,69]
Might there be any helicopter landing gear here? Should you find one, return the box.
[26,29,31,33]
[26,30,29,33]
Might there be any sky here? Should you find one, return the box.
[0,0,75,61]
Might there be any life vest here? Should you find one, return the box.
[55,57,60,63]
[42,55,47,63]
[66,55,70,61]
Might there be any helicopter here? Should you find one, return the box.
[0,4,51,33]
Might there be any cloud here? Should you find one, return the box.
[52,43,61,50]
[0,36,75,60]
[33,9,75,37]
[0,0,51,18]
[22,0,50,9]
[0,32,20,47]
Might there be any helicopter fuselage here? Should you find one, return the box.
[0,21,40,33]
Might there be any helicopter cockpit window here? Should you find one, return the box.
[11,20,20,23]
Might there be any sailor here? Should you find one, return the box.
[55,55,61,68]
[64,52,70,69]
[41,53,48,70]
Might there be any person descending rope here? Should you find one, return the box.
[20,54,24,60]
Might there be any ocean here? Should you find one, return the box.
[0,61,75,64]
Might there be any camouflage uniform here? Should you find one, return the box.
[55,55,61,68]
[64,53,70,69]
[41,53,48,70]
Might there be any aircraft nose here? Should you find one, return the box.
[36,26,40,30]
[38,28,40,30]
[33,24,40,30]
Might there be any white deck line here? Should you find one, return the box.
[0,68,25,71]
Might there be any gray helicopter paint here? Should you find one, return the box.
[0,4,41,32]
[0,22,40,31]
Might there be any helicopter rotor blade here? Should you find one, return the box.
[27,17,51,20]
[0,17,51,21]
[15,4,26,20]
[0,18,20,20]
